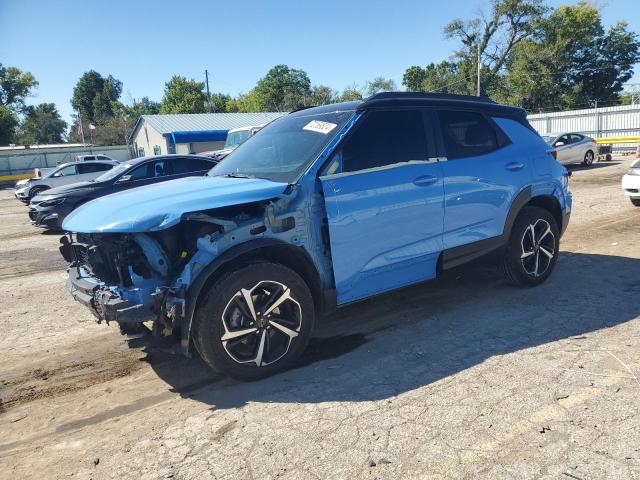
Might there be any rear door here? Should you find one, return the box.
[553,134,573,164]
[435,109,532,251]
[319,109,444,304]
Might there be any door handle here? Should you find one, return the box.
[413,175,438,186]
[505,162,524,171]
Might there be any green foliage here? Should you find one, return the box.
[0,63,38,113]
[0,105,18,145]
[209,92,231,113]
[160,75,207,114]
[501,3,640,110]
[16,103,67,145]
[247,64,313,112]
[365,77,397,95]
[338,86,364,102]
[71,71,122,123]
[310,85,337,105]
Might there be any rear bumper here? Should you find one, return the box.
[66,266,155,324]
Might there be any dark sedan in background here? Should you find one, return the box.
[29,154,217,229]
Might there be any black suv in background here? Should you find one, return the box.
[29,154,217,229]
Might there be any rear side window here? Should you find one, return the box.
[341,110,427,173]
[570,133,584,143]
[128,160,167,180]
[77,163,112,174]
[171,157,213,174]
[438,110,498,159]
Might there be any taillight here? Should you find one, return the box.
[550,150,557,160]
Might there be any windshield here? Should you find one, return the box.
[224,130,251,149]
[541,135,556,145]
[94,162,132,182]
[209,109,355,183]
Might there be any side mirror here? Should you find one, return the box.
[554,141,565,147]
[117,175,133,183]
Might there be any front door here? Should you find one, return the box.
[553,134,573,164]
[319,109,444,304]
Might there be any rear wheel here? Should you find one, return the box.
[501,206,560,287]
[193,262,315,380]
[631,198,640,207]
[583,150,594,166]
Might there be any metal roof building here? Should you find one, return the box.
[128,112,286,157]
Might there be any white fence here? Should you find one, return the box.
[527,104,640,140]
[0,145,131,176]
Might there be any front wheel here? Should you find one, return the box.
[631,198,640,207]
[501,206,560,287]
[583,150,595,166]
[193,262,315,380]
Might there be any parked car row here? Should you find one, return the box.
[16,155,218,229]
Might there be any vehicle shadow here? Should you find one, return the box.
[567,161,621,172]
[139,251,640,409]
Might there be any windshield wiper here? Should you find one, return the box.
[221,172,254,179]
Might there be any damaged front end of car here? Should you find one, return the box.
[59,175,330,355]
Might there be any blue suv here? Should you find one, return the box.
[60,93,571,379]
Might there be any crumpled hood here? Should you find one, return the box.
[62,175,289,233]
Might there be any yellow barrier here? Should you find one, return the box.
[0,173,33,182]
[594,136,640,144]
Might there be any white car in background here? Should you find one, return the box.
[199,125,263,161]
[14,159,118,202]
[542,132,598,166]
[622,158,640,206]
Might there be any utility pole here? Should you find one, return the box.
[477,44,481,96]
[205,69,214,113]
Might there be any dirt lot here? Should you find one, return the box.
[1,158,639,480]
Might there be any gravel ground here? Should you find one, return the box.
[0,157,639,480]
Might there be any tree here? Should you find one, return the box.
[501,3,640,110]
[71,71,122,123]
[251,65,312,111]
[0,64,38,112]
[0,105,18,145]
[17,103,67,145]
[160,76,207,114]
[310,85,337,105]
[365,77,397,95]
[338,85,364,102]
[210,93,231,113]
[403,66,427,91]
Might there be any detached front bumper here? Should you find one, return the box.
[66,267,156,324]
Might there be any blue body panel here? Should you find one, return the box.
[441,117,534,249]
[62,176,289,233]
[320,161,444,304]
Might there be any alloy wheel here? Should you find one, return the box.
[520,219,556,277]
[584,151,594,165]
[220,280,302,367]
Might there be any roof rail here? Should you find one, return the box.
[361,91,497,106]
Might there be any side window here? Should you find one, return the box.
[438,110,498,159]
[555,134,571,146]
[170,157,212,174]
[54,165,78,176]
[127,160,167,180]
[153,145,161,155]
[339,110,428,173]
[570,134,583,143]
[78,163,108,174]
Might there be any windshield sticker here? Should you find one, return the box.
[303,120,338,135]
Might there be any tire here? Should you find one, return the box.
[631,198,640,207]
[583,150,594,166]
[193,262,315,380]
[501,206,560,287]
[29,186,48,199]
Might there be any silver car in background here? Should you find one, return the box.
[542,132,598,166]
[14,160,118,202]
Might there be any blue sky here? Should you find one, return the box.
[1,0,638,123]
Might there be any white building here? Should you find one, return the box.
[128,112,286,157]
